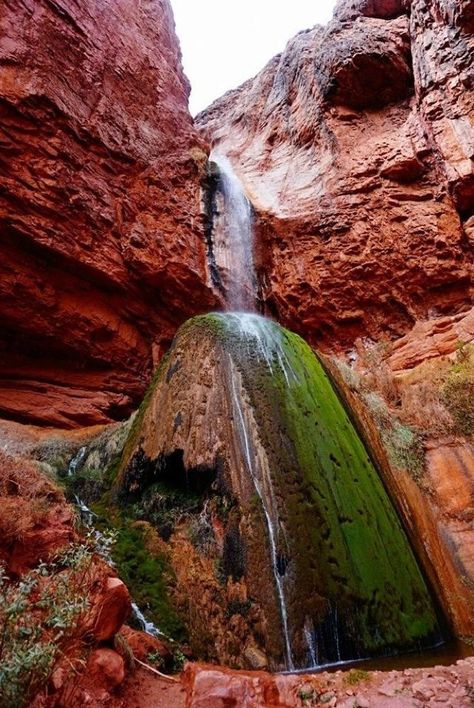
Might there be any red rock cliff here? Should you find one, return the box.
[197,0,474,349]
[0,0,217,427]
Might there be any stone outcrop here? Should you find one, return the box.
[117,313,440,670]
[0,0,217,428]
[387,306,474,372]
[83,576,131,643]
[329,310,474,639]
[0,449,75,574]
[385,313,474,637]
[197,0,473,349]
[183,658,474,708]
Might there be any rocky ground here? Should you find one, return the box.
[53,654,474,707]
[182,658,474,707]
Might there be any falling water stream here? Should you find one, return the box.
[208,151,257,311]
[227,338,295,670]
[66,449,167,641]
[199,152,441,670]
[206,154,301,668]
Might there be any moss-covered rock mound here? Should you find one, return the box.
[118,313,441,670]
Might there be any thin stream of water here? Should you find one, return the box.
[227,356,295,670]
[67,451,166,641]
[209,152,257,311]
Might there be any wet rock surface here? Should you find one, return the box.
[117,314,440,670]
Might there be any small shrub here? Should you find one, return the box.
[363,392,425,480]
[343,668,370,686]
[171,648,186,673]
[334,359,361,392]
[455,340,469,364]
[189,146,208,170]
[0,538,101,708]
[146,650,164,668]
[383,422,425,480]
[441,362,474,437]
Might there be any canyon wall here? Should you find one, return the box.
[197,0,474,350]
[0,0,217,428]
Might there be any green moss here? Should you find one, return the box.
[115,313,441,665]
[202,314,439,658]
[113,526,185,640]
[104,454,122,485]
[90,505,186,641]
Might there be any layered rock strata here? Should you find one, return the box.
[197,0,474,349]
[0,0,217,427]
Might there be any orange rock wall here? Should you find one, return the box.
[0,0,217,427]
[330,310,474,638]
[197,0,474,349]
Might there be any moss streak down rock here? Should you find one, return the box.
[118,313,441,669]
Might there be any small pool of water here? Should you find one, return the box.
[284,640,473,676]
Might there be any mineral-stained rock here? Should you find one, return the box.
[197,0,473,350]
[0,0,217,427]
[117,313,440,670]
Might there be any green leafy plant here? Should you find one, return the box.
[0,537,104,708]
[171,648,186,673]
[147,650,165,668]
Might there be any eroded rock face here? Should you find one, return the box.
[117,313,440,671]
[197,0,473,349]
[0,0,217,427]
[329,310,474,638]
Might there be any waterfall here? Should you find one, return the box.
[67,446,86,476]
[208,151,257,311]
[213,313,441,669]
[227,343,294,670]
[119,312,442,670]
[67,450,165,642]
